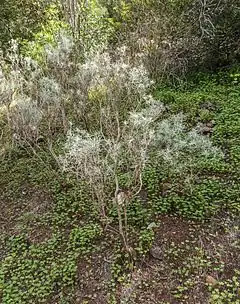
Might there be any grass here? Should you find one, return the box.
[0,73,239,303]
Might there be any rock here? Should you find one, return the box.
[115,191,127,206]
[201,126,213,135]
[149,245,163,260]
[103,260,112,280]
[200,101,216,111]
[206,121,214,128]
[206,275,218,286]
[197,122,213,135]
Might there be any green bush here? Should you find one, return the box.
[0,0,47,53]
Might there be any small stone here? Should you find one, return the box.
[206,275,218,286]
[206,121,214,128]
[149,245,163,260]
[201,126,213,135]
[116,191,127,205]
[200,101,215,110]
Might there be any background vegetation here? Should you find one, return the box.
[0,0,239,303]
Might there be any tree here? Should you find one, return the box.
[0,0,47,53]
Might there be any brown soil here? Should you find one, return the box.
[0,184,53,252]
[70,215,239,304]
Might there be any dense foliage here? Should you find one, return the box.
[0,0,48,52]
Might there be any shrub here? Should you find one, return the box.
[8,96,42,145]
[59,94,163,249]
[59,74,222,245]
[107,0,240,81]
[0,32,153,152]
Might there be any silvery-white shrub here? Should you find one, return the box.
[59,127,112,215]
[9,95,42,144]
[152,114,223,169]
[75,48,152,94]
[38,77,61,105]
[59,99,164,248]
[59,99,164,205]
[63,47,154,134]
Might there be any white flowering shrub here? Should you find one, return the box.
[0,42,45,146]
[78,47,151,93]
[60,102,222,203]
[59,90,223,247]
[0,34,223,191]
[38,77,61,105]
[60,128,111,214]
[154,114,221,157]
[37,76,64,135]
